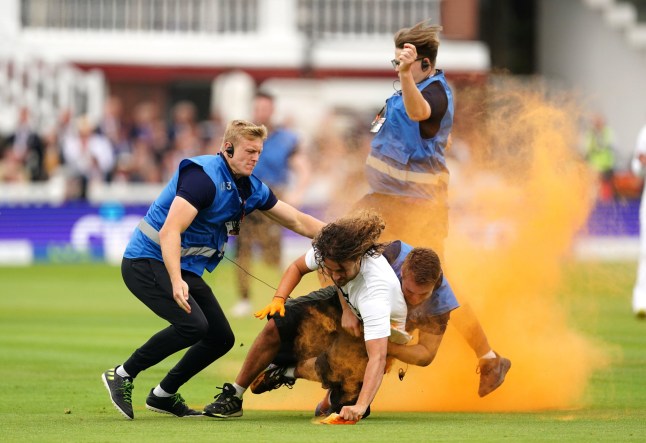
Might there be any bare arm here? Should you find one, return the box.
[261,200,325,238]
[339,337,388,421]
[398,43,432,122]
[254,254,314,319]
[274,254,312,300]
[387,330,444,367]
[158,196,198,314]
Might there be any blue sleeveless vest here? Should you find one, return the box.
[367,70,454,199]
[124,154,272,276]
[385,240,459,316]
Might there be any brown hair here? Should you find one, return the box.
[312,210,387,267]
[222,119,267,146]
[401,247,442,286]
[394,19,442,67]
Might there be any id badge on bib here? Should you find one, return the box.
[370,105,386,133]
[225,220,240,236]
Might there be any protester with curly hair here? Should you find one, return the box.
[203,210,408,422]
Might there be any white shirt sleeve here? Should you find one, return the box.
[304,247,319,271]
[357,280,392,342]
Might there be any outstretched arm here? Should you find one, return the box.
[339,337,388,421]
[261,200,325,238]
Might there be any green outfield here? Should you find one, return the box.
[1,260,645,442]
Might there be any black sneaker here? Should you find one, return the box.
[477,352,512,397]
[249,364,296,394]
[203,383,243,418]
[102,367,134,420]
[146,389,202,417]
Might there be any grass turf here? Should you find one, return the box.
[0,261,645,442]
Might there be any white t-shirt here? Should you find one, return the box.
[304,248,410,343]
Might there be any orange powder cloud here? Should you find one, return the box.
[246,80,610,413]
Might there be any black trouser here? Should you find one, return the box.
[271,286,368,407]
[270,286,343,365]
[121,258,235,393]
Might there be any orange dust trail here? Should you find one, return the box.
[247,79,611,413]
[375,79,610,411]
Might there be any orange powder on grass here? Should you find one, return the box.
[247,81,610,413]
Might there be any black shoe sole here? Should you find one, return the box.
[203,410,243,418]
[145,404,204,417]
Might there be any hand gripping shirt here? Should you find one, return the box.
[304,248,410,344]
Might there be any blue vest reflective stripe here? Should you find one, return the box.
[385,240,459,316]
[367,71,454,199]
[252,128,299,188]
[124,154,272,276]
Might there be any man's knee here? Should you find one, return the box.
[199,322,236,358]
[176,314,210,342]
[262,319,281,346]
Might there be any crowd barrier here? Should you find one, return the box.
[0,195,641,265]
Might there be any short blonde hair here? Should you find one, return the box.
[222,119,268,146]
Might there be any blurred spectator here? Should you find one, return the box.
[1,107,45,181]
[583,113,616,202]
[168,101,199,145]
[302,108,370,220]
[200,110,226,153]
[114,101,171,182]
[0,149,29,182]
[113,136,162,183]
[41,125,64,179]
[57,108,75,150]
[62,116,115,199]
[163,101,205,177]
[231,91,310,317]
[97,95,129,155]
[631,121,646,319]
[129,101,161,148]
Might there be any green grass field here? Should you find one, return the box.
[1,260,645,442]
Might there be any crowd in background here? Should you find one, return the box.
[0,96,372,207]
[0,97,225,199]
[0,95,640,206]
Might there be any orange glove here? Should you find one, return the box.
[254,296,286,319]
